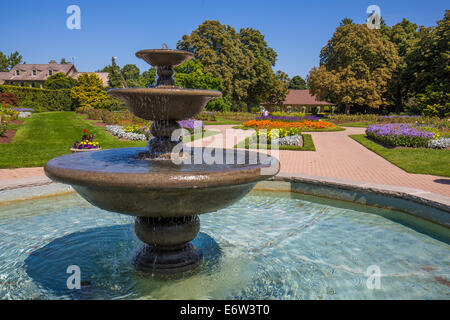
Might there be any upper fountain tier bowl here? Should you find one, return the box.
[135,49,193,67]
[108,87,222,121]
[108,48,222,121]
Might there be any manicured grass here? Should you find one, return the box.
[0,112,220,168]
[234,134,316,151]
[350,134,450,177]
[204,117,243,125]
[337,122,373,127]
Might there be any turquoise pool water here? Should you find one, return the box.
[0,191,448,300]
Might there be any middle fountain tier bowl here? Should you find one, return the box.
[45,147,280,274]
[44,46,280,275]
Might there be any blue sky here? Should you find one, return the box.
[0,0,448,79]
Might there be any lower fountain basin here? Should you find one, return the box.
[0,189,448,299]
[44,147,279,217]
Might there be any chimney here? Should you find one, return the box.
[49,60,57,64]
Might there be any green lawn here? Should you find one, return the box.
[337,122,373,127]
[235,134,316,151]
[350,134,450,177]
[0,112,219,168]
[203,116,244,125]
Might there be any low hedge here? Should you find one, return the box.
[0,85,77,111]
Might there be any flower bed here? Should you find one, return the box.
[124,124,151,138]
[71,129,101,150]
[366,124,438,148]
[178,119,204,132]
[255,115,320,122]
[243,119,335,130]
[106,125,148,141]
[330,114,448,130]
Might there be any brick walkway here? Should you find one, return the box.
[197,125,450,197]
[1,125,449,197]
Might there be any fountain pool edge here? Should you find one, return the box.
[0,174,448,228]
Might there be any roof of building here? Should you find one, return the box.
[0,61,109,87]
[0,62,76,81]
[283,90,334,106]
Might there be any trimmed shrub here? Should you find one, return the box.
[0,118,8,136]
[0,92,19,106]
[0,85,76,111]
[18,100,43,112]
[97,97,126,111]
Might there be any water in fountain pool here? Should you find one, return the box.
[0,191,448,300]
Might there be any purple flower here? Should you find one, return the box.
[178,120,204,131]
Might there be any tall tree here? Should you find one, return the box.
[289,75,307,89]
[174,59,231,111]
[177,20,251,110]
[264,70,290,108]
[0,51,23,71]
[121,64,140,87]
[308,23,399,114]
[0,52,8,72]
[340,18,354,26]
[385,19,420,112]
[6,51,22,69]
[402,10,450,117]
[139,68,156,87]
[177,20,286,111]
[100,57,126,88]
[60,58,68,64]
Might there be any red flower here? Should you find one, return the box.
[83,129,87,133]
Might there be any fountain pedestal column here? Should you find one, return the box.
[133,216,203,273]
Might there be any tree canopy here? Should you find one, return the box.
[43,72,76,90]
[0,51,23,71]
[289,75,307,90]
[308,23,400,113]
[177,20,287,111]
[402,10,450,117]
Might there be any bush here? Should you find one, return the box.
[272,111,306,118]
[70,73,108,109]
[17,100,43,112]
[0,104,19,120]
[97,97,126,111]
[85,108,103,120]
[205,97,232,112]
[422,104,449,118]
[195,111,216,121]
[0,117,8,136]
[0,85,76,111]
[0,92,19,106]
[43,72,76,90]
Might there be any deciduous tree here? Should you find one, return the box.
[308,23,399,114]
[289,75,307,90]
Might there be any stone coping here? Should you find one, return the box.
[270,173,450,212]
[253,173,450,227]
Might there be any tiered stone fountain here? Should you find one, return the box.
[45,46,279,274]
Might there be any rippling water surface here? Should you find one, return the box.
[0,191,448,300]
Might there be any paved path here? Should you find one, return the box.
[1,125,449,197]
[197,125,450,197]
